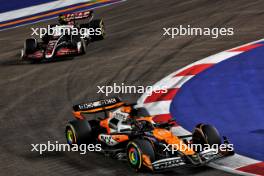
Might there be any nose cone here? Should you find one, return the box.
[45,40,57,58]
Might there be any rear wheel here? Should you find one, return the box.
[89,19,105,41]
[192,124,221,151]
[127,139,155,171]
[65,120,92,145]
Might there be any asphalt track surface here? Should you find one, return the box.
[1,0,264,175]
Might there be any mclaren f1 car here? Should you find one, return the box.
[20,10,105,63]
[65,97,234,171]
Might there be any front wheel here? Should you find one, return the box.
[127,139,155,171]
[24,38,37,55]
[192,124,221,151]
[80,39,87,54]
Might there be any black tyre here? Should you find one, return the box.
[127,139,155,171]
[80,38,87,54]
[89,19,105,41]
[192,124,221,151]
[24,38,37,54]
[71,35,86,55]
[65,120,92,145]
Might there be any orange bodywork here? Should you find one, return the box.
[153,128,195,155]
[73,104,194,157]
[121,106,132,113]
[142,154,153,170]
[72,111,85,120]
[100,117,111,134]
[137,116,154,123]
[112,134,129,143]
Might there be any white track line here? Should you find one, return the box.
[0,0,93,22]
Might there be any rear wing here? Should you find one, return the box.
[73,97,124,117]
[59,10,94,23]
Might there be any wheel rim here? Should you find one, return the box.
[128,147,140,166]
[66,128,76,145]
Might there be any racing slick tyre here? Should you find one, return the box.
[89,19,105,41]
[127,139,155,171]
[24,38,37,55]
[192,124,221,151]
[80,39,87,54]
[65,120,92,145]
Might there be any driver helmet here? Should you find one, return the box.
[121,106,132,114]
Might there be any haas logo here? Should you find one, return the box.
[99,134,118,146]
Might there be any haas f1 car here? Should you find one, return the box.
[20,10,105,63]
[65,97,234,171]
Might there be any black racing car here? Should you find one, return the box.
[20,10,105,63]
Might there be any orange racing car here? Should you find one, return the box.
[65,97,234,171]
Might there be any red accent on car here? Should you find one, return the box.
[56,48,77,56]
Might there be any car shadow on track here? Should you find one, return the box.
[22,151,216,176]
[0,54,74,66]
